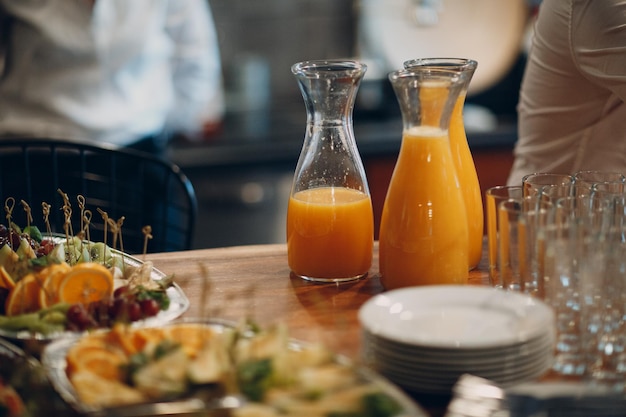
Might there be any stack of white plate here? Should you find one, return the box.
[359,285,556,395]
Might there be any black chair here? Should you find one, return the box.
[0,138,197,254]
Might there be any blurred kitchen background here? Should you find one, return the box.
[166,0,536,249]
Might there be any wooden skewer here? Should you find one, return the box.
[20,200,33,233]
[142,225,153,261]
[42,202,52,238]
[4,197,15,249]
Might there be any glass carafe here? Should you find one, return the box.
[379,67,469,290]
[404,58,483,270]
[287,60,373,282]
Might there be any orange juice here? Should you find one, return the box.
[379,126,469,289]
[450,92,483,269]
[287,187,373,281]
[421,83,482,269]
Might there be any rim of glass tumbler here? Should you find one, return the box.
[573,170,626,183]
[521,172,574,186]
[403,57,478,72]
[486,184,524,198]
[290,59,367,77]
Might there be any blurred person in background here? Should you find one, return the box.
[0,0,225,156]
[508,0,626,185]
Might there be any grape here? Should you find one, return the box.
[111,297,136,322]
[127,302,142,322]
[89,299,113,327]
[66,304,95,331]
[63,285,168,331]
[37,239,55,256]
[139,299,160,317]
[113,285,132,299]
[110,297,125,320]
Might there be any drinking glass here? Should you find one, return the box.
[497,196,552,295]
[574,171,626,198]
[573,170,626,185]
[485,185,523,288]
[580,227,626,391]
[522,172,574,198]
[543,221,604,376]
[542,193,614,376]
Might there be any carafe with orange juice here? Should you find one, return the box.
[288,60,373,282]
[379,68,469,290]
[404,58,483,270]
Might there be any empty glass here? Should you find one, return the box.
[580,227,626,391]
[497,196,552,295]
[522,172,574,198]
[485,185,523,288]
[543,192,616,377]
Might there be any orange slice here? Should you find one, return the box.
[37,262,72,308]
[0,266,15,291]
[105,324,166,356]
[133,327,167,349]
[66,340,128,381]
[164,323,215,357]
[57,263,114,305]
[4,273,43,316]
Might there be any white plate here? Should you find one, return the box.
[359,285,554,349]
[379,353,553,395]
[364,333,554,372]
[373,346,553,381]
[362,326,555,359]
[0,241,189,342]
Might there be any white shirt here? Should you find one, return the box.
[0,0,224,146]
[508,0,626,186]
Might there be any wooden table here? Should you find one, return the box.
[144,242,491,415]
[146,241,490,360]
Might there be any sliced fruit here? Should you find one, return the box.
[163,323,216,357]
[106,324,166,356]
[105,323,142,356]
[4,273,43,316]
[15,238,36,261]
[0,244,19,278]
[66,344,128,381]
[0,266,15,291]
[132,347,189,398]
[57,262,114,305]
[69,370,146,407]
[37,262,72,308]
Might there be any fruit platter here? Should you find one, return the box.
[0,224,189,343]
[0,195,428,417]
[42,319,426,417]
